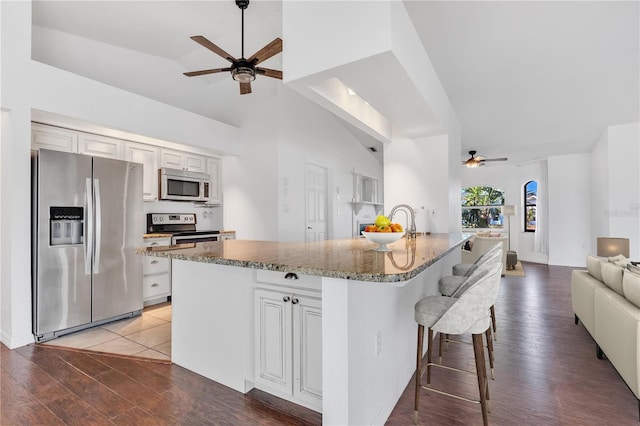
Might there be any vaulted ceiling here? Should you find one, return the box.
[32,1,639,165]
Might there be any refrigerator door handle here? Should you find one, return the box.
[85,178,93,276]
[94,178,102,274]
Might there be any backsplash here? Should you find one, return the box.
[143,201,223,231]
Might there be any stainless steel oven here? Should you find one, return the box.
[146,213,220,244]
[159,168,210,202]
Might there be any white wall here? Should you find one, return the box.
[548,154,592,266]
[606,122,640,259]
[223,86,280,241]
[384,135,450,233]
[276,86,382,242]
[590,129,610,252]
[283,1,391,82]
[1,1,35,348]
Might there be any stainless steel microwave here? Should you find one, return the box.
[159,168,210,202]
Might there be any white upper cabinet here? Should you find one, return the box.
[31,123,222,205]
[160,148,208,173]
[208,157,221,204]
[31,123,78,153]
[78,133,123,159]
[125,142,159,201]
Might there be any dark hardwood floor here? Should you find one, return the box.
[2,262,638,425]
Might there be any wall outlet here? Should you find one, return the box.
[430,209,438,218]
[375,330,382,356]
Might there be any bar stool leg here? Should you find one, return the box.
[426,328,434,385]
[414,324,424,424]
[472,333,489,426]
[490,305,497,341]
[438,333,444,363]
[485,327,495,379]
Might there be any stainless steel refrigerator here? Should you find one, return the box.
[32,149,144,342]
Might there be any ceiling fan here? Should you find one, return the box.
[183,0,282,95]
[463,150,508,168]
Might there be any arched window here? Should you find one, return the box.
[524,180,537,232]
[461,186,505,229]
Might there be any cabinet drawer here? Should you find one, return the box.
[255,270,321,292]
[144,237,171,247]
[144,256,170,275]
[143,274,171,300]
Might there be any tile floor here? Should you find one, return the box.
[41,303,172,362]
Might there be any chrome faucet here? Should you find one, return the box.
[388,204,417,239]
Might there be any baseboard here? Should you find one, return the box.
[1,329,35,349]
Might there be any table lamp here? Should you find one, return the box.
[597,237,630,258]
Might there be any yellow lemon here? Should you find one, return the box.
[375,215,391,228]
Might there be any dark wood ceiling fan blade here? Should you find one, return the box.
[240,82,252,95]
[183,68,231,77]
[248,38,282,65]
[483,157,508,162]
[190,35,237,63]
[256,67,282,80]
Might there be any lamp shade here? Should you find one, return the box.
[597,237,630,258]
[503,205,516,216]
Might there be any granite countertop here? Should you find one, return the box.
[136,233,470,283]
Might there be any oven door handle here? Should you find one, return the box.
[172,234,219,244]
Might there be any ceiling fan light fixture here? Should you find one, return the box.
[465,160,480,168]
[231,66,256,83]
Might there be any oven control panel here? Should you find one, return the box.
[149,213,196,225]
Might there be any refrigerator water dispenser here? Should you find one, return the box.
[50,206,83,246]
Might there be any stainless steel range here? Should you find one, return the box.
[146,213,220,244]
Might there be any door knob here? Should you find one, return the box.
[283,296,291,302]
[291,298,299,305]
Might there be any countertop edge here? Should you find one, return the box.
[136,234,469,283]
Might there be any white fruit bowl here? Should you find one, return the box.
[361,231,405,252]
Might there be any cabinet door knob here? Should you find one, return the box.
[284,272,298,280]
[283,296,291,302]
[291,298,299,305]
[151,283,159,287]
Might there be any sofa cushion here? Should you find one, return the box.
[627,263,640,275]
[623,270,640,309]
[601,262,625,296]
[594,287,640,398]
[609,254,629,267]
[586,254,604,282]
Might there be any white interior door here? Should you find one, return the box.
[305,163,328,242]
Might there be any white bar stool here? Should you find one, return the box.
[414,262,502,426]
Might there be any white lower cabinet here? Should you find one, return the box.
[254,279,322,412]
[143,238,171,304]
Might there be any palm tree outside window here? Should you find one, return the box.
[461,186,505,229]
[524,180,537,232]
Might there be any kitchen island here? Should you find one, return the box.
[137,233,469,425]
